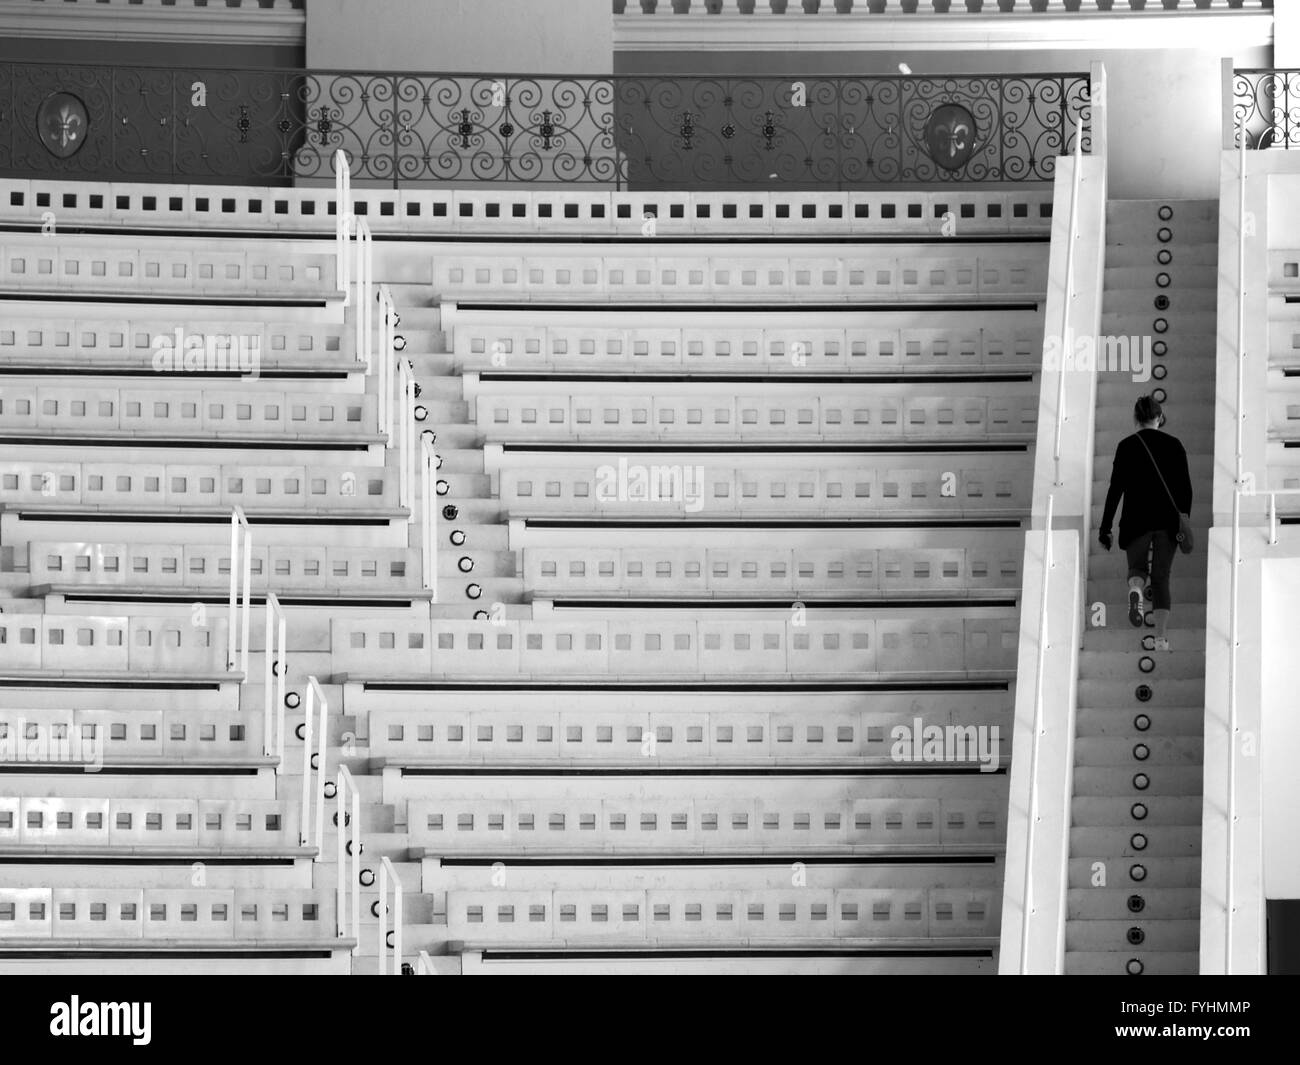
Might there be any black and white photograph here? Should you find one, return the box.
[0,0,1291,1043]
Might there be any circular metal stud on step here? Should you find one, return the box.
[435,479,450,496]
[285,691,301,711]
[449,529,467,547]
[1135,713,1151,732]
[1157,205,1174,221]
[1152,340,1167,357]
[1155,272,1171,288]
[1126,958,1145,975]
[473,610,490,621]
[1133,743,1151,761]
[359,868,376,888]
[442,505,459,521]
[1131,802,1149,820]
[1157,226,1173,243]
[457,556,474,573]
[1127,894,1146,913]
[1144,610,1155,627]
[1153,318,1168,333]
[1139,656,1155,674]
[1127,927,1146,945]
[1142,634,1156,651]
[1156,249,1172,266]
[1131,832,1148,851]
[1152,364,1167,380]
[1133,772,1151,791]
[393,335,407,352]
[1130,863,1148,881]
[465,583,482,599]
[1154,294,1170,311]
[1135,684,1153,702]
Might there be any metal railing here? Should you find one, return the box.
[415,950,436,975]
[336,764,362,949]
[1233,68,1300,150]
[1,62,1091,187]
[377,856,404,976]
[226,506,253,675]
[264,592,289,766]
[299,676,330,858]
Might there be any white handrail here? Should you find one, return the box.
[415,950,436,975]
[300,676,330,858]
[398,358,416,510]
[226,506,252,675]
[1019,492,1056,972]
[378,284,396,441]
[263,592,288,767]
[336,764,362,950]
[421,432,439,599]
[1225,132,1246,973]
[1052,119,1084,487]
[378,855,404,976]
[334,148,352,306]
[354,218,372,372]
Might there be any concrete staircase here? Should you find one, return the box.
[387,283,524,620]
[1063,200,1216,975]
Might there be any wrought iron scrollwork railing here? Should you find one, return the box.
[2,62,1091,187]
[1232,69,1300,149]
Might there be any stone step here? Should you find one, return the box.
[1068,855,1200,887]
[1103,265,1219,289]
[1064,919,1200,953]
[1076,650,1205,680]
[1106,199,1218,225]
[1070,826,1201,859]
[1070,796,1202,827]
[1074,708,1206,738]
[1066,886,1200,920]
[1080,627,1203,652]
[1073,737,1204,767]
[1063,950,1198,975]
[1104,244,1219,267]
[1076,677,1205,708]
[1069,767,1203,798]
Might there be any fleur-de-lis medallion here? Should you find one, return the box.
[37,92,89,159]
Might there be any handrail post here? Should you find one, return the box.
[335,148,351,305]
[379,285,396,440]
[354,219,372,372]
[300,676,329,858]
[337,765,362,953]
[422,433,438,598]
[262,592,288,763]
[226,506,251,674]
[398,359,415,510]
[379,856,403,975]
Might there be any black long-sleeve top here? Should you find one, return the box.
[1099,428,1193,550]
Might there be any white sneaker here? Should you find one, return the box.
[1153,638,1171,652]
